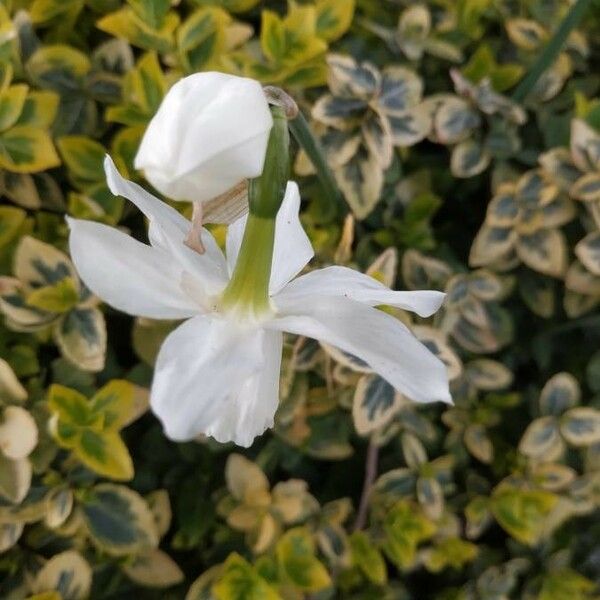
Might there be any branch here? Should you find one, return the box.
[353,439,379,531]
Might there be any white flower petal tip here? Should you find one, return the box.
[134,72,273,203]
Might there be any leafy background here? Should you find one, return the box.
[0,0,600,598]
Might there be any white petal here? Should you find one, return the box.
[151,316,282,446]
[277,265,445,317]
[205,330,282,447]
[270,295,451,404]
[270,182,314,294]
[67,217,199,319]
[104,156,228,295]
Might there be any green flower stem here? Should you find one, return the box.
[511,0,591,103]
[221,106,289,312]
[289,110,345,218]
[220,215,276,314]
[249,106,289,218]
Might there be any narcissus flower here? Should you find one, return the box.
[135,72,273,204]
[67,158,451,447]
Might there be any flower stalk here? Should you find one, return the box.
[221,105,290,314]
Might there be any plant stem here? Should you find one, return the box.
[512,0,591,103]
[289,110,345,218]
[220,215,275,314]
[353,439,379,531]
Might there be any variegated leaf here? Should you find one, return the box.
[0,405,37,459]
[397,4,430,61]
[469,224,515,267]
[465,359,513,390]
[539,147,581,190]
[417,476,443,520]
[529,52,572,102]
[540,196,576,228]
[335,147,384,220]
[81,483,159,556]
[451,305,513,354]
[0,453,31,504]
[565,260,600,295]
[402,249,453,290]
[388,104,431,147]
[31,551,92,600]
[519,273,555,318]
[0,522,23,553]
[575,232,600,276]
[541,372,581,419]
[326,53,380,100]
[570,118,600,173]
[14,235,77,290]
[45,487,74,529]
[123,549,185,588]
[486,188,519,227]
[311,93,367,129]
[434,96,480,144]
[571,172,600,202]
[401,431,427,469]
[506,18,547,51]
[532,463,576,492]
[560,408,600,446]
[451,139,491,178]
[54,307,107,372]
[464,423,494,463]
[350,531,387,585]
[519,416,563,460]
[353,374,403,435]
[361,110,393,168]
[316,523,351,568]
[516,170,557,206]
[373,468,417,499]
[0,358,27,402]
[226,454,269,502]
[379,66,423,115]
[516,229,567,278]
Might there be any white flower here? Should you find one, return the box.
[67,158,451,447]
[135,72,273,203]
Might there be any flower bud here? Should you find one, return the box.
[134,72,273,203]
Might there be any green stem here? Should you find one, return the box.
[511,0,591,103]
[289,110,345,217]
[220,105,289,313]
[250,106,289,218]
[220,215,275,314]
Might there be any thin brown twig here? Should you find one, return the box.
[353,439,379,531]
